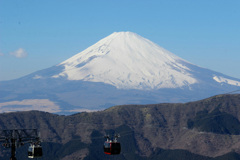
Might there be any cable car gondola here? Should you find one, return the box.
[103,134,121,155]
[28,143,43,159]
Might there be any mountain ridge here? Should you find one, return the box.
[53,31,198,89]
[0,94,240,159]
[1,32,240,113]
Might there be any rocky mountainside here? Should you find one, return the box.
[0,94,240,159]
[1,32,240,114]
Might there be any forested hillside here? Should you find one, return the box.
[1,94,240,159]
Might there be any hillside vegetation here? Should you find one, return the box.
[1,94,240,159]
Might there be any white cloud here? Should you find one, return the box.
[0,52,4,56]
[0,99,61,113]
[10,48,28,58]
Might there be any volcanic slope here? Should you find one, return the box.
[1,32,240,114]
[55,32,197,89]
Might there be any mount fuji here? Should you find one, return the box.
[1,32,240,114]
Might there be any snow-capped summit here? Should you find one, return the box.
[53,32,197,89]
[1,31,240,114]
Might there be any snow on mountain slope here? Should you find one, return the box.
[213,76,240,86]
[53,32,197,89]
[1,31,240,114]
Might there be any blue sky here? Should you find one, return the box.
[0,0,240,81]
